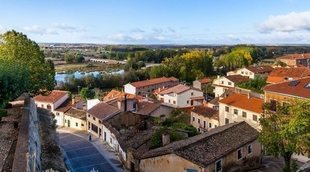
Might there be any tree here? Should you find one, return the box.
[79,87,95,100]
[259,100,310,172]
[0,30,55,93]
[75,54,85,63]
[64,52,75,63]
[0,60,30,107]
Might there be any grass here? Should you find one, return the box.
[55,62,124,72]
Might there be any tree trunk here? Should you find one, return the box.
[283,152,292,172]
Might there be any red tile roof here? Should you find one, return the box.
[198,77,212,84]
[129,77,179,88]
[103,90,143,101]
[34,90,68,103]
[246,65,273,74]
[87,102,121,120]
[277,53,310,60]
[263,77,310,99]
[191,105,219,120]
[219,93,263,113]
[159,84,191,95]
[267,67,310,83]
[225,75,250,84]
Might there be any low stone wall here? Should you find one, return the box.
[12,97,41,172]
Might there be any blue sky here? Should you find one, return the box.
[1,0,310,44]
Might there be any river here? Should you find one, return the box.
[55,70,125,84]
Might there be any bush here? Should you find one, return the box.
[149,127,165,149]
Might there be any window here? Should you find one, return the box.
[241,71,244,74]
[93,117,96,121]
[228,82,232,86]
[242,111,247,118]
[237,149,243,160]
[187,100,189,104]
[221,81,224,84]
[248,145,252,154]
[198,119,200,124]
[225,118,229,124]
[215,159,222,172]
[64,119,66,123]
[234,109,238,115]
[253,115,258,122]
[209,123,212,128]
[56,112,59,116]
[173,100,176,104]
[270,99,277,111]
[169,99,171,103]
[91,124,98,133]
[191,92,194,96]
[110,138,112,144]
[203,121,206,128]
[192,117,195,122]
[41,104,44,108]
[88,114,90,118]
[76,123,78,127]
[225,106,229,112]
[81,124,84,127]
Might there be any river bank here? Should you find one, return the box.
[55,62,124,73]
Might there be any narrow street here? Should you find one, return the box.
[57,128,123,172]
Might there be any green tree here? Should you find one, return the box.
[0,30,55,93]
[64,52,75,63]
[259,100,310,172]
[79,87,95,100]
[0,60,30,107]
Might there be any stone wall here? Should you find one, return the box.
[12,97,42,172]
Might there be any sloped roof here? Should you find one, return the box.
[159,84,190,94]
[135,101,161,116]
[191,105,219,120]
[219,93,263,113]
[277,53,310,60]
[128,77,179,88]
[267,67,310,83]
[198,77,212,84]
[65,108,86,120]
[103,89,143,101]
[264,77,310,99]
[87,102,121,120]
[246,65,273,74]
[34,90,68,103]
[225,75,250,84]
[140,122,258,167]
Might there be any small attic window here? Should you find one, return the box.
[305,82,310,89]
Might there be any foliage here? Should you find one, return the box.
[149,50,214,82]
[149,127,165,149]
[79,87,95,100]
[0,30,55,93]
[0,60,30,108]
[238,76,267,93]
[64,52,85,63]
[215,46,253,71]
[259,100,310,172]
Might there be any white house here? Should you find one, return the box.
[190,105,219,133]
[218,93,263,130]
[227,65,273,79]
[157,84,204,108]
[212,75,249,97]
[124,77,179,95]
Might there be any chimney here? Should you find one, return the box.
[247,92,251,99]
[162,133,170,146]
[72,96,75,105]
[124,94,128,112]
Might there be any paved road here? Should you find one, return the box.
[58,132,118,172]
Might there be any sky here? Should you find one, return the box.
[1,0,310,44]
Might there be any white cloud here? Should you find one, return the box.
[258,11,310,33]
[22,23,85,36]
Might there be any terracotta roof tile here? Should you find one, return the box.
[198,77,212,84]
[65,108,86,120]
[277,53,310,60]
[264,77,310,99]
[225,75,250,84]
[219,93,263,113]
[191,105,219,120]
[34,90,68,103]
[135,102,161,116]
[87,102,121,120]
[246,65,273,74]
[267,67,310,83]
[140,122,258,167]
[159,84,190,94]
[103,90,143,101]
[129,77,179,88]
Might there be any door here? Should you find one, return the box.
[104,132,107,141]
[67,120,70,127]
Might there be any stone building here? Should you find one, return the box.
[139,122,261,172]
